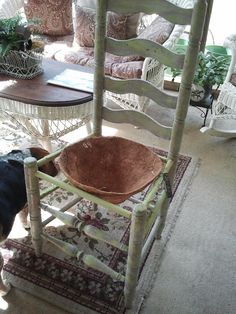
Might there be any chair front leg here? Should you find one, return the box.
[24,157,42,256]
[124,204,147,309]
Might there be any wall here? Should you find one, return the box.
[208,0,234,45]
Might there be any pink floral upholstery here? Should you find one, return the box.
[138,16,174,44]
[24,0,73,36]
[54,48,144,79]
[74,6,127,47]
[40,7,174,80]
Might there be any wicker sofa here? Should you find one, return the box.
[0,0,194,112]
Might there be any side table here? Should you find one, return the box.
[190,93,214,127]
[0,59,94,151]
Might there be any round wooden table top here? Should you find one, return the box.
[0,59,93,107]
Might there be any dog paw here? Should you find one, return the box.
[0,280,11,296]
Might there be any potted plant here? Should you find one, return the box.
[171,50,230,104]
[0,15,44,79]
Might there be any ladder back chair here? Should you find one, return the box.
[24,0,207,309]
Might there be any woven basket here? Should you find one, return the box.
[58,136,163,204]
[0,47,43,79]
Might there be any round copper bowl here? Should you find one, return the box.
[58,136,163,204]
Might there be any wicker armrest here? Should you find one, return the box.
[0,0,24,18]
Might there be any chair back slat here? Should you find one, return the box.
[94,0,207,145]
[106,38,185,69]
[104,77,178,109]
[107,0,193,25]
[102,107,172,139]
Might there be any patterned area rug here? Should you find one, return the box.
[0,124,197,314]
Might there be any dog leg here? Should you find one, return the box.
[0,252,11,296]
[18,206,30,230]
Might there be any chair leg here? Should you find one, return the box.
[24,157,42,256]
[124,205,146,309]
[0,252,11,296]
[86,121,92,134]
[156,196,170,240]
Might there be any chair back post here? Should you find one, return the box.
[93,0,108,136]
[168,0,207,166]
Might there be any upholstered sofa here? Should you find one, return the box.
[0,0,194,111]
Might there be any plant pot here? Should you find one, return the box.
[0,46,44,79]
[190,84,212,104]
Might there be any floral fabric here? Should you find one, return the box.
[54,48,144,79]
[74,5,127,47]
[138,15,174,44]
[24,0,73,36]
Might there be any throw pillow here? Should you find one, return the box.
[76,0,141,38]
[74,5,127,47]
[24,0,73,36]
[138,16,174,44]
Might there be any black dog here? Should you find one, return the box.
[0,147,58,243]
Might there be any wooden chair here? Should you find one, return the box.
[23,0,207,309]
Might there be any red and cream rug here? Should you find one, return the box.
[0,126,198,314]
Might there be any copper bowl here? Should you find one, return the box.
[58,136,163,204]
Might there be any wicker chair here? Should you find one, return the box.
[200,33,236,137]
[20,0,206,310]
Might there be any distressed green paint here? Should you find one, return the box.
[105,77,177,109]
[144,191,167,237]
[41,198,81,227]
[42,205,128,251]
[24,0,209,310]
[107,0,193,25]
[43,234,125,282]
[102,107,172,140]
[83,225,128,252]
[168,0,207,165]
[106,38,185,69]
[124,204,147,309]
[93,0,107,136]
[36,171,132,219]
[24,157,42,256]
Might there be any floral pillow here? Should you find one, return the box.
[138,16,174,44]
[74,5,127,47]
[24,0,73,36]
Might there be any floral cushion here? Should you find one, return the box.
[138,15,174,44]
[24,0,73,36]
[76,0,141,38]
[74,5,127,47]
[53,48,143,79]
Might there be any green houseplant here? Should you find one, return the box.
[171,50,230,103]
[0,15,33,57]
[0,15,44,79]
